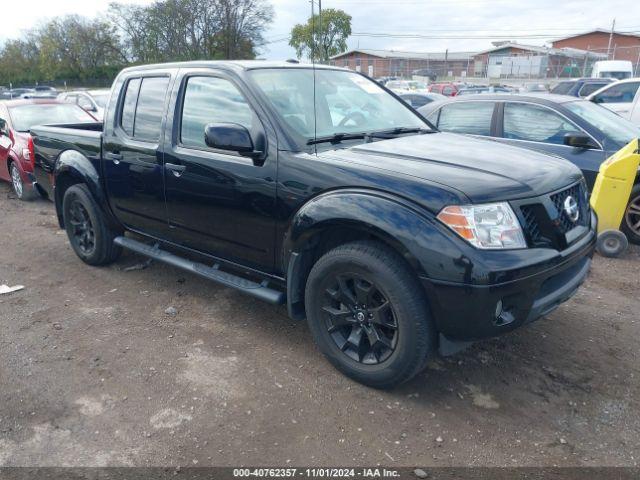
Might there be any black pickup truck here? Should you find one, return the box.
[31,61,596,388]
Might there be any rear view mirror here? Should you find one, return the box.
[204,123,262,158]
[564,132,598,149]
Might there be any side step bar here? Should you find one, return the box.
[114,236,286,305]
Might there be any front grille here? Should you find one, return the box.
[516,182,590,250]
[520,205,550,248]
[550,183,589,233]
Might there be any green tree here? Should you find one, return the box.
[289,8,351,62]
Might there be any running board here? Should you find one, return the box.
[113,236,285,305]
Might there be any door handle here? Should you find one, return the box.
[105,152,123,164]
[165,163,187,177]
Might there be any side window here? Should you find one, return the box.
[133,77,170,141]
[180,76,254,149]
[593,82,640,104]
[442,86,454,96]
[437,102,495,136]
[121,78,141,136]
[503,103,577,145]
[578,83,606,97]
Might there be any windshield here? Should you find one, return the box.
[9,104,96,131]
[248,68,428,146]
[565,100,640,146]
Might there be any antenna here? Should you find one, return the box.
[310,0,318,153]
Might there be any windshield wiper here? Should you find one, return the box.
[307,132,368,145]
[365,127,432,140]
[307,127,432,146]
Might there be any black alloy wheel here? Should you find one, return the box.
[68,199,96,256]
[322,273,398,365]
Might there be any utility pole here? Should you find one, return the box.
[607,18,616,59]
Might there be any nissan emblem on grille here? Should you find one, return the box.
[563,196,580,223]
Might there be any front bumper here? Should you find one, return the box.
[420,221,596,344]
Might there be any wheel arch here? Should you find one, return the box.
[54,150,118,230]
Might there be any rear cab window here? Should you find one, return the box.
[119,76,170,141]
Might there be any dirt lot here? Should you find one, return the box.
[0,181,639,468]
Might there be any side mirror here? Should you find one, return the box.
[204,123,262,158]
[564,132,598,149]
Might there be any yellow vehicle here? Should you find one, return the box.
[590,138,640,257]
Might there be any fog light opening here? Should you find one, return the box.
[494,300,515,327]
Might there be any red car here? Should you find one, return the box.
[428,82,465,97]
[0,99,96,200]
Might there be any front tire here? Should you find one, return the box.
[62,184,122,265]
[304,241,435,389]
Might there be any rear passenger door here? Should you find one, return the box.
[103,73,173,238]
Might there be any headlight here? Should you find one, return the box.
[437,202,527,249]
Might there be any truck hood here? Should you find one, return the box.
[338,132,583,203]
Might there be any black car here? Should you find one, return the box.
[31,62,595,388]
[419,93,640,242]
[551,78,614,98]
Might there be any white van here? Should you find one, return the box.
[587,77,640,126]
[591,60,633,80]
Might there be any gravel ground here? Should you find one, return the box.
[0,181,639,468]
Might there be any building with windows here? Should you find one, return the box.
[551,29,640,75]
[472,42,607,78]
[329,49,476,79]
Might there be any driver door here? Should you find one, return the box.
[162,70,278,273]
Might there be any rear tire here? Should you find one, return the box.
[9,162,36,201]
[621,184,640,245]
[62,184,122,265]
[304,240,435,389]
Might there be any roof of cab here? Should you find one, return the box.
[119,60,343,74]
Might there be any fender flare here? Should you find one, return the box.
[282,189,461,319]
[53,150,119,230]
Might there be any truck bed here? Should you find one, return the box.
[31,122,103,198]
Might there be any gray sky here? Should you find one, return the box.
[1,0,639,59]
